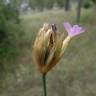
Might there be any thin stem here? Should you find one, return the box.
[42,74,47,96]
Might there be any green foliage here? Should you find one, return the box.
[83,0,96,9]
[92,0,96,3]
[0,1,23,87]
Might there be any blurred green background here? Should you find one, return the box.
[0,0,96,96]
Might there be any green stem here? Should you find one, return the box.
[42,74,47,96]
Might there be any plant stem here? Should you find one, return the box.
[42,74,47,96]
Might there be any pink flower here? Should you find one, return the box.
[64,22,85,37]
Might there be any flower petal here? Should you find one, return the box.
[69,25,85,37]
[63,22,72,34]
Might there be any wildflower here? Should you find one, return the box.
[32,22,85,96]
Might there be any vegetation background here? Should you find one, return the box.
[0,0,96,96]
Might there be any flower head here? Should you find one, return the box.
[33,23,65,75]
[33,22,85,75]
[64,22,85,37]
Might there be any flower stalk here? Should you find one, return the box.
[42,74,47,96]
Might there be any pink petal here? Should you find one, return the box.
[69,25,85,37]
[63,22,72,34]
